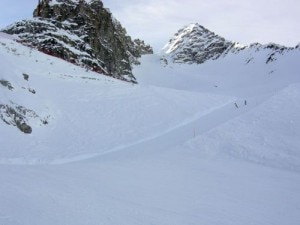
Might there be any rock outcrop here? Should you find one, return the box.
[0,104,34,134]
[2,0,153,82]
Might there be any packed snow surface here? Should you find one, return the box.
[1,33,300,225]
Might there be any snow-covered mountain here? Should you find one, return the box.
[162,23,233,64]
[1,16,300,225]
[161,23,298,65]
[2,0,153,83]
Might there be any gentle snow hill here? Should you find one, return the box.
[188,83,300,172]
[0,34,233,164]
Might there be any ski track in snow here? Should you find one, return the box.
[52,99,240,164]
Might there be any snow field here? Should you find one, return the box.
[0,36,233,163]
[188,83,300,172]
[1,32,300,225]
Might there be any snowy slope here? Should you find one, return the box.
[0,34,233,164]
[134,40,300,172]
[188,83,300,172]
[1,30,300,225]
[137,46,299,98]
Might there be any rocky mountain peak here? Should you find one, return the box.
[33,0,103,19]
[162,23,232,64]
[161,23,298,66]
[2,0,153,82]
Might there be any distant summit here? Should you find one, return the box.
[162,23,233,64]
[162,23,298,65]
[2,0,153,82]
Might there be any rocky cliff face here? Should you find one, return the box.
[2,0,152,82]
[162,23,297,65]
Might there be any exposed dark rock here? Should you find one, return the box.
[0,79,14,90]
[0,104,31,133]
[0,103,49,134]
[2,0,152,83]
[17,121,32,134]
[23,73,29,81]
[133,39,153,55]
[262,43,293,64]
[28,88,36,94]
[41,118,49,125]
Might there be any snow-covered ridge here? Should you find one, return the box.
[162,23,298,65]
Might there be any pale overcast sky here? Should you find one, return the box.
[0,0,299,51]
